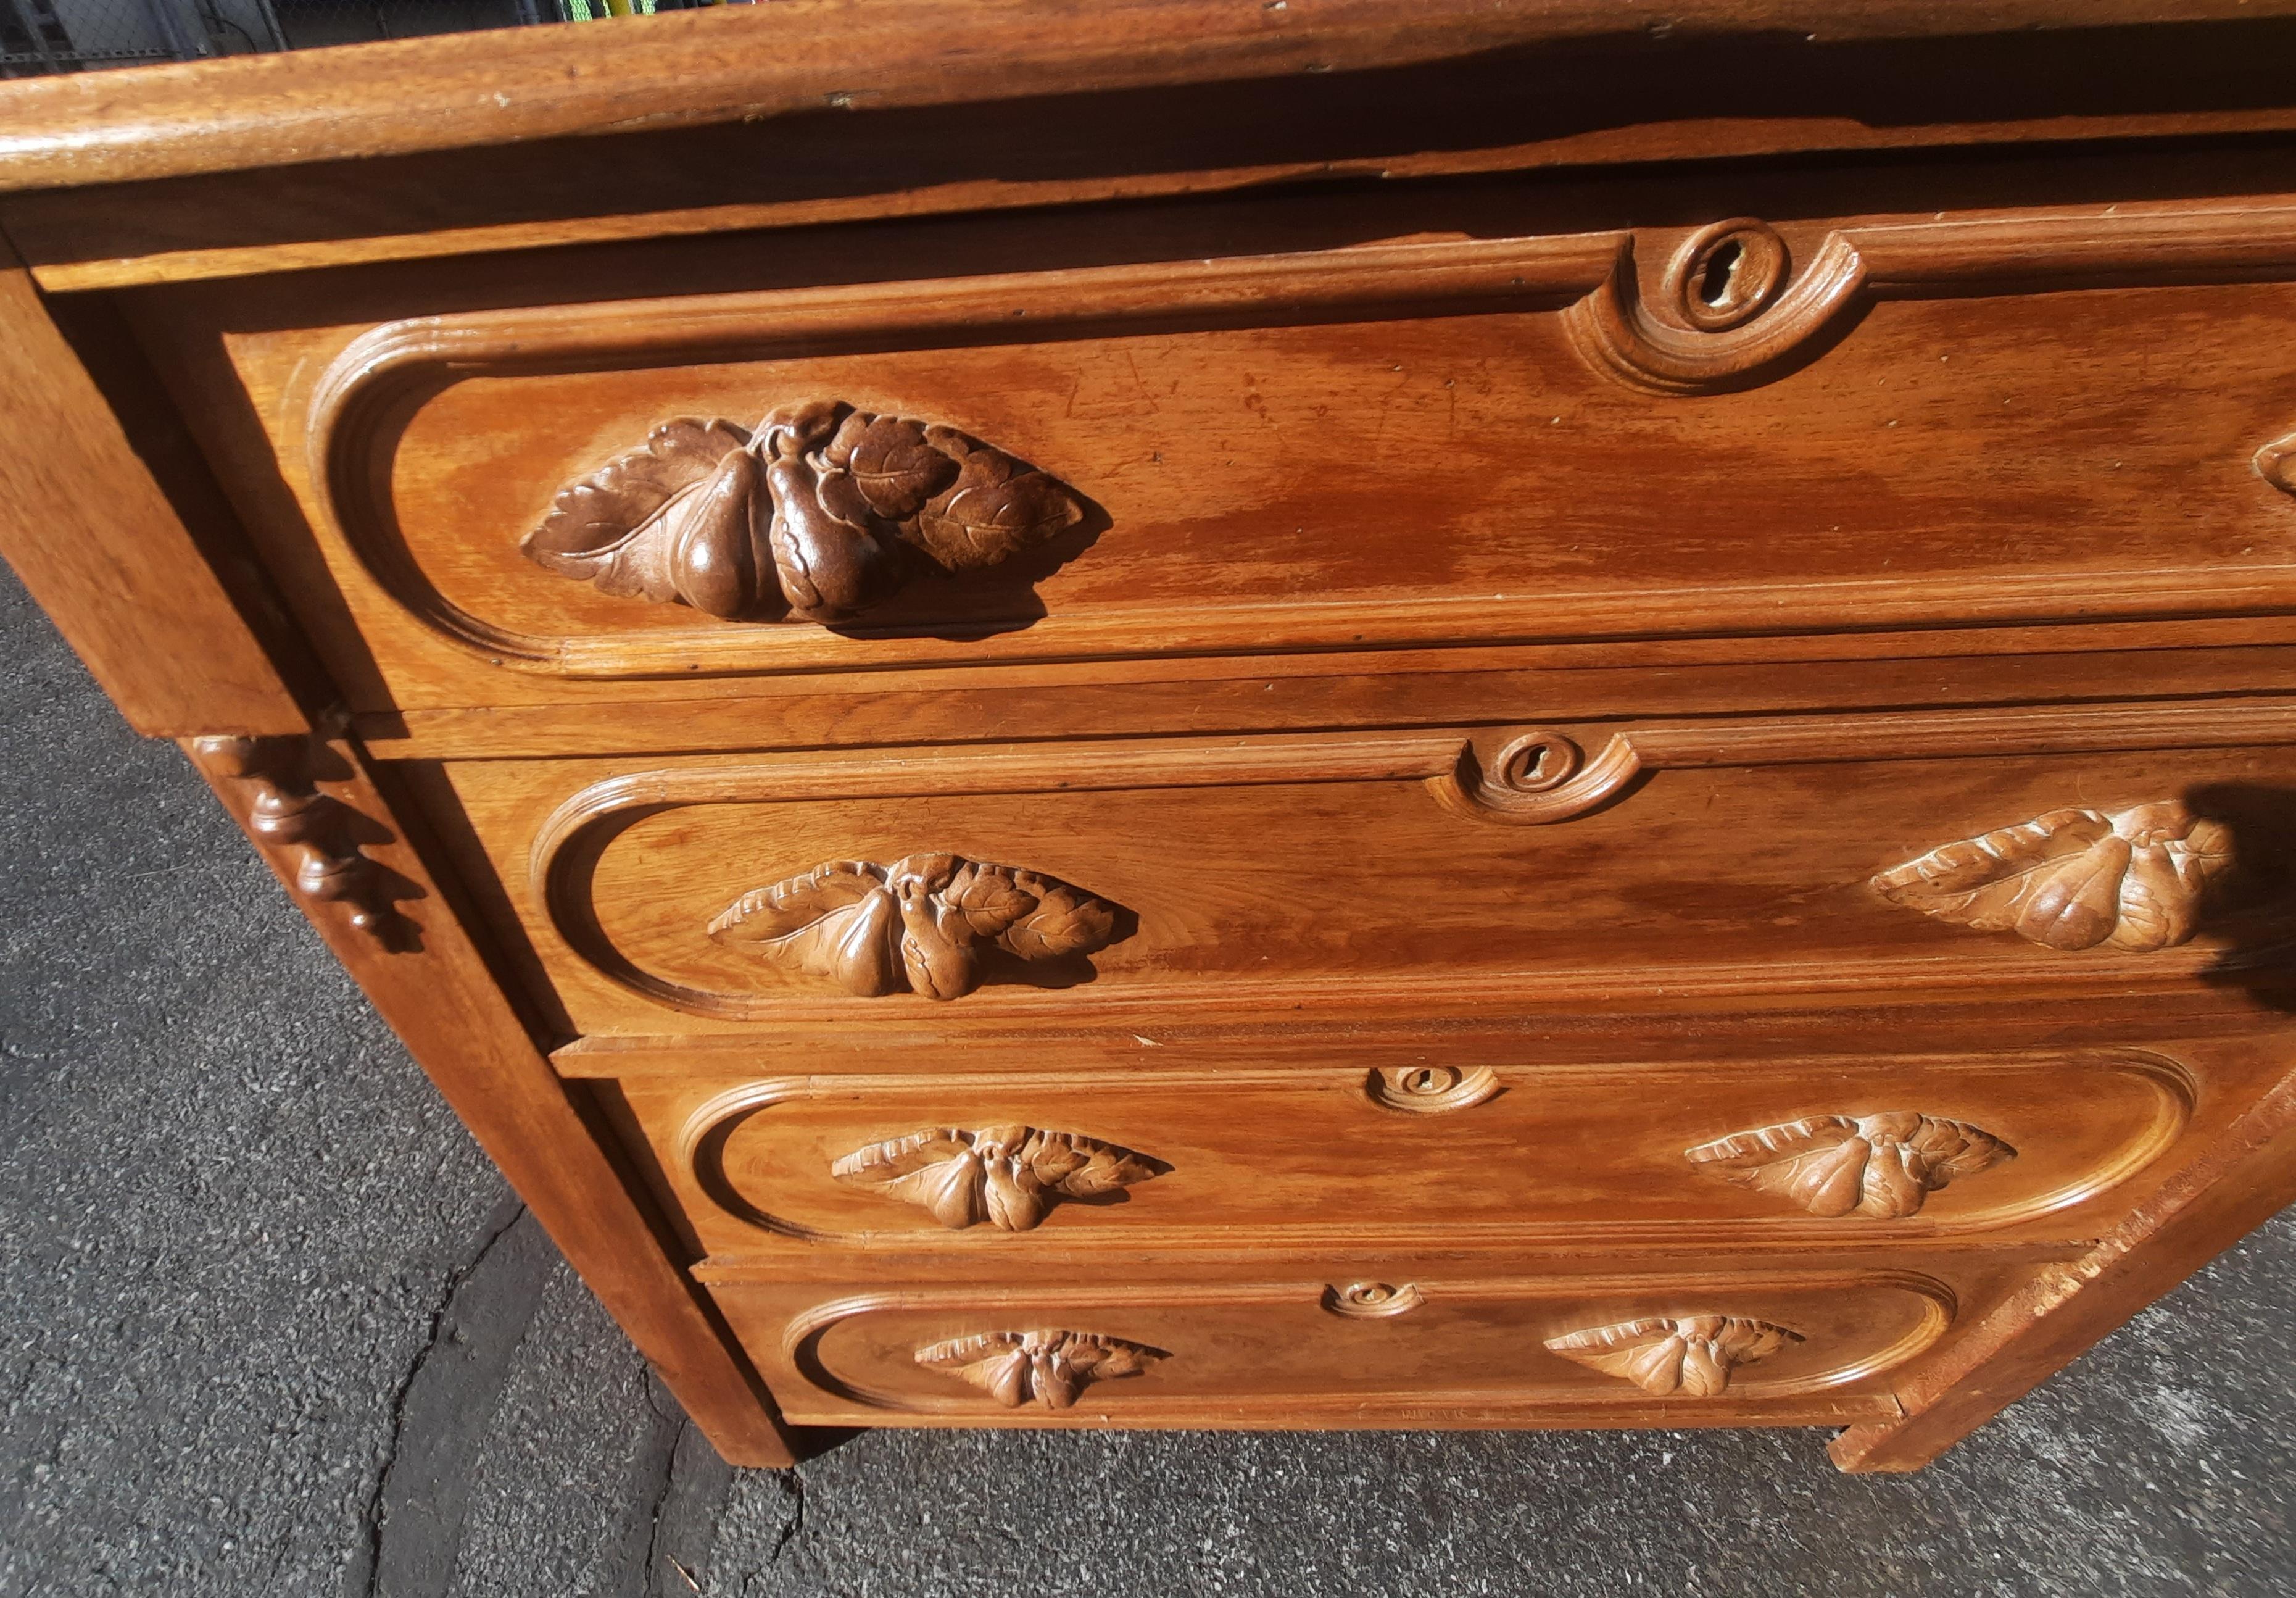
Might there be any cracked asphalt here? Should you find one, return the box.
[4,560,2296,1597]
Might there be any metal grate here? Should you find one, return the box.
[0,0,741,75]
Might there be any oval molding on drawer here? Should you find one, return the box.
[308,211,2296,689]
[752,1269,1958,1419]
[523,706,2296,1028]
[665,1052,2192,1252]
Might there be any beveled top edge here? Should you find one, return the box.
[0,0,2290,195]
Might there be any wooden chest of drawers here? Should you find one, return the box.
[7,0,2296,1473]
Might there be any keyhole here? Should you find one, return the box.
[1666,220,1789,331]
[1696,239,1743,307]
[1403,1067,1456,1096]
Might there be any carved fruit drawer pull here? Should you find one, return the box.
[1873,799,2231,951]
[707,852,1121,999]
[831,1125,1166,1231]
[1685,1112,2016,1219]
[521,404,1084,623]
[914,1329,1166,1409]
[1545,1315,1801,1397]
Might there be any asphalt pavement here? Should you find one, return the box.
[2,562,2292,1597]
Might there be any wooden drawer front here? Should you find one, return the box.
[623,1049,2208,1258]
[449,702,2296,1038]
[703,1255,2045,1428]
[205,205,2296,708]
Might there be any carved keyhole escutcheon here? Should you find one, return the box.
[1366,1064,1501,1114]
[1492,731,1582,794]
[1665,219,1789,331]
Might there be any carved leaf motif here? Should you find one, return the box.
[831,1125,1165,1231]
[521,418,763,617]
[822,410,961,522]
[705,861,904,997]
[914,1329,1166,1409]
[523,401,1083,620]
[903,429,1085,573]
[707,852,1120,999]
[1872,801,2233,951]
[1685,1112,2017,1219]
[1545,1315,1801,1397]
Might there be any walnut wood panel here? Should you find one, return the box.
[14,11,2296,291]
[0,249,305,738]
[605,1047,2255,1259]
[25,0,2267,194]
[701,1255,2045,1428]
[146,203,2296,712]
[349,630,2296,761]
[428,704,2296,1036]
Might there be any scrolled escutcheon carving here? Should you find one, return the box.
[1686,1112,2017,1220]
[1873,800,2233,952]
[1426,730,1643,825]
[1664,218,1791,332]
[1564,218,1867,394]
[1323,1282,1424,1319]
[1366,1065,1502,1114]
[831,1125,1166,1231]
[708,853,1122,999]
[521,402,1084,624]
[915,1329,1166,1409]
[1545,1315,1802,1397]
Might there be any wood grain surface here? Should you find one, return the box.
[704,1251,2051,1427]
[427,712,2296,1038]
[2,0,2290,193]
[605,1046,2249,1259]
[11,4,2296,1471]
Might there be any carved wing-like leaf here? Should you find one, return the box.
[705,861,904,996]
[915,1330,1165,1408]
[1021,1128,1165,1200]
[713,854,1122,998]
[831,1125,1163,1230]
[521,418,763,615]
[1874,802,2233,952]
[1686,1112,2016,1219]
[900,427,1085,572]
[830,1129,990,1228]
[1546,1315,1801,1397]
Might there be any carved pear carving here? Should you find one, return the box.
[707,853,1119,999]
[521,404,1084,623]
[1872,800,2231,951]
[1545,1315,1801,1397]
[831,1125,1165,1230]
[914,1330,1166,1409]
[1685,1112,2016,1219]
